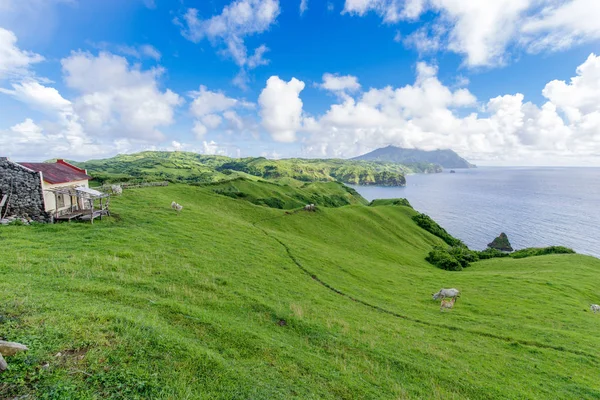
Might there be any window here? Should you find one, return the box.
[57,194,65,208]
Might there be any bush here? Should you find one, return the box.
[412,214,465,247]
[476,248,510,260]
[511,246,575,259]
[448,246,479,268]
[256,197,285,209]
[425,246,463,271]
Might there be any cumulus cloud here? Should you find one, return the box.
[319,73,361,94]
[342,0,600,68]
[300,55,600,165]
[522,0,600,54]
[179,0,279,68]
[0,27,44,80]
[61,51,182,141]
[188,86,254,138]
[259,76,305,142]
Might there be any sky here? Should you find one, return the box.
[0,0,599,166]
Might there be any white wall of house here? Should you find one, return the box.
[42,180,90,213]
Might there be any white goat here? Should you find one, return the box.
[432,288,460,301]
[171,201,183,215]
[440,297,456,312]
[591,304,600,313]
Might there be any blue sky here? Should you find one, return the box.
[1,0,600,165]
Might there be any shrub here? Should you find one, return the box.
[412,213,465,247]
[511,246,575,259]
[476,248,510,259]
[256,197,285,209]
[425,246,463,271]
[448,246,479,268]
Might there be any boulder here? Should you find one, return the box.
[0,353,6,372]
[0,341,29,356]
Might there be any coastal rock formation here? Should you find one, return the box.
[488,233,514,252]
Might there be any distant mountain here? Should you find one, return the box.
[353,146,476,169]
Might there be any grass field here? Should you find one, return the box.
[1,183,599,399]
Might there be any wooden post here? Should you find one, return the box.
[54,192,59,221]
[90,199,94,224]
[99,198,103,220]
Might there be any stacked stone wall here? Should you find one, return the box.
[0,158,51,222]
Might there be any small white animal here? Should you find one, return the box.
[591,304,600,313]
[432,288,460,301]
[440,297,456,311]
[171,201,183,214]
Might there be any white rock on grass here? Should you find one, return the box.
[0,341,28,356]
[0,353,7,372]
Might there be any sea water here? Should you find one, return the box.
[350,167,600,258]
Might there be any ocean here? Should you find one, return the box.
[350,167,600,258]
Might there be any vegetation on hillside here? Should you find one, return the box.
[72,151,442,187]
[206,178,367,209]
[353,145,475,168]
[411,213,465,247]
[1,181,598,398]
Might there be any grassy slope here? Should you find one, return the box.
[1,184,599,399]
[74,151,440,186]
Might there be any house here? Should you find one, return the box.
[0,158,107,223]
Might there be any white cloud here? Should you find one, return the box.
[300,55,600,165]
[259,76,305,142]
[0,27,44,80]
[342,0,600,68]
[61,51,182,141]
[300,0,308,15]
[319,73,361,94]
[179,0,279,68]
[522,0,600,53]
[189,86,240,117]
[188,86,254,136]
[0,80,71,113]
[403,26,442,55]
[202,114,223,130]
[247,44,270,69]
[116,44,162,61]
[193,121,208,138]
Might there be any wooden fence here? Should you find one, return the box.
[97,181,169,192]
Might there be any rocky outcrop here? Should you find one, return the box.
[488,232,513,252]
[0,157,51,223]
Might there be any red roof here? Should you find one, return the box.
[19,160,91,184]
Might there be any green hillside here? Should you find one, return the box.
[72,151,442,187]
[354,145,476,169]
[1,182,599,399]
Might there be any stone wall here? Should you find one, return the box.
[0,158,51,222]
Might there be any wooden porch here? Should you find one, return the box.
[46,186,110,224]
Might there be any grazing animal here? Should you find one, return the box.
[591,304,600,313]
[171,201,183,215]
[440,297,456,311]
[432,288,460,301]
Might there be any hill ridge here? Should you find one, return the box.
[353,145,476,169]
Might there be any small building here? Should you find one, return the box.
[0,158,108,223]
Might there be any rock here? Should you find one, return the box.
[0,353,7,372]
[0,341,29,356]
[487,232,514,252]
[0,219,8,225]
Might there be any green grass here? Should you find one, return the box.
[1,183,599,399]
[73,150,442,187]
